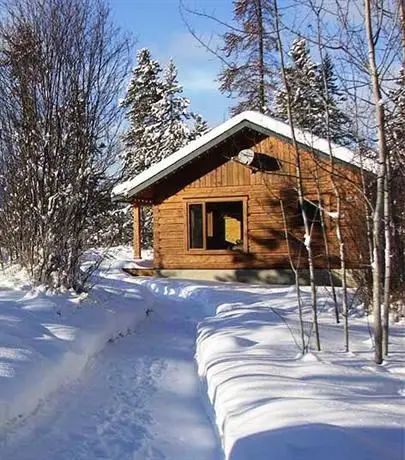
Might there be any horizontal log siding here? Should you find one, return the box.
[151,134,366,270]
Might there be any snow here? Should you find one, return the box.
[119,48,206,196]
[0,248,221,459]
[137,279,405,460]
[0,282,221,459]
[0,251,403,460]
[112,110,363,200]
[0,248,152,437]
[304,232,311,248]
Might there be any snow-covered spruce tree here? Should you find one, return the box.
[149,60,194,157]
[119,49,164,248]
[274,39,352,146]
[218,0,279,114]
[120,52,207,247]
[120,49,164,180]
[0,0,129,289]
[150,60,208,153]
[316,54,354,145]
[189,114,209,141]
[274,38,318,129]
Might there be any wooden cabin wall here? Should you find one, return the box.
[152,135,367,270]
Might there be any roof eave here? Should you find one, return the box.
[113,113,362,203]
[113,119,252,202]
[243,120,359,170]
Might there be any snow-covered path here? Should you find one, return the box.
[1,245,402,460]
[1,297,222,460]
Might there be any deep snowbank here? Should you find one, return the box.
[138,278,405,460]
[0,251,153,435]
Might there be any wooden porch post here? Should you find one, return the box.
[133,202,142,260]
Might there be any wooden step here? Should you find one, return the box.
[122,267,157,277]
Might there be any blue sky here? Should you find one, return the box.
[109,0,234,125]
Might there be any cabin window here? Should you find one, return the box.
[189,204,204,248]
[186,199,246,252]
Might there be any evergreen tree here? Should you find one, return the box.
[274,39,352,145]
[189,114,209,141]
[274,38,319,131]
[120,51,207,248]
[150,60,194,157]
[85,180,132,248]
[120,48,164,179]
[316,54,354,145]
[121,51,207,178]
[218,0,278,115]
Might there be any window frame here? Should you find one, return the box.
[188,202,205,249]
[184,196,248,254]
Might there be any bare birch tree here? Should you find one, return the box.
[364,0,389,364]
[299,0,402,363]
[307,0,350,349]
[274,0,321,352]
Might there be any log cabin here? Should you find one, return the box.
[113,111,368,284]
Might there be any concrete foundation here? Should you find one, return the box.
[154,268,360,286]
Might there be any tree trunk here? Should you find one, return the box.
[312,6,350,345]
[280,200,306,353]
[335,194,349,351]
[316,171,339,323]
[382,159,391,356]
[256,0,266,111]
[365,0,388,365]
[274,0,320,352]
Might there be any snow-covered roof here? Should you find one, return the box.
[112,110,361,201]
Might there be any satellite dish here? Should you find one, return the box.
[237,149,255,165]
[237,149,281,172]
